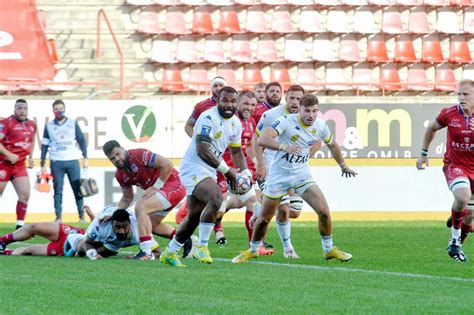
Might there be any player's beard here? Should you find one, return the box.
[218,105,236,119]
[266,96,281,108]
[14,114,27,122]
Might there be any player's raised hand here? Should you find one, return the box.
[416,156,429,170]
[341,166,357,178]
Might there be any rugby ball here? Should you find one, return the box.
[228,175,251,194]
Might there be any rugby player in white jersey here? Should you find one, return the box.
[160,86,251,267]
[232,94,357,263]
[253,85,321,259]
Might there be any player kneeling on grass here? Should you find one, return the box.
[232,94,357,264]
[0,207,94,256]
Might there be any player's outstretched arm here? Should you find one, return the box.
[327,140,357,178]
[142,153,174,199]
[259,126,303,155]
[184,117,195,138]
[117,186,134,209]
[416,120,443,170]
[82,237,103,260]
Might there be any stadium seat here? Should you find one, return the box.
[246,8,271,33]
[296,63,319,90]
[270,64,291,90]
[284,35,309,62]
[192,10,215,34]
[382,11,404,34]
[161,65,185,92]
[234,0,259,4]
[151,37,175,63]
[230,35,254,62]
[262,0,288,4]
[342,0,368,4]
[316,0,342,4]
[408,10,430,34]
[423,0,449,5]
[138,12,161,35]
[352,65,378,91]
[299,8,322,33]
[327,10,349,33]
[187,65,209,91]
[436,10,460,34]
[464,10,474,34]
[367,36,389,62]
[216,64,238,87]
[181,0,206,4]
[369,0,395,4]
[289,0,313,4]
[354,10,377,34]
[203,36,228,63]
[421,35,445,63]
[325,64,351,90]
[449,36,471,63]
[176,37,202,63]
[379,64,401,91]
[155,0,180,4]
[406,64,431,91]
[394,35,417,62]
[208,0,233,4]
[451,0,472,5]
[271,7,294,33]
[339,37,361,62]
[218,8,242,33]
[243,64,263,89]
[396,0,421,4]
[435,65,456,91]
[164,11,190,35]
[256,36,282,62]
[462,64,474,80]
[312,36,336,62]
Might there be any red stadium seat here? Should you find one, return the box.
[187,65,209,91]
[155,0,180,4]
[218,8,242,33]
[436,10,460,34]
[299,8,322,33]
[352,65,378,91]
[325,64,351,90]
[435,65,456,91]
[164,11,190,35]
[339,37,361,62]
[289,0,313,4]
[394,35,417,62]
[270,64,291,90]
[230,35,254,62]
[379,64,401,91]
[284,35,309,62]
[208,0,233,4]
[312,36,336,62]
[451,0,472,5]
[246,8,270,33]
[421,35,445,63]
[342,0,368,4]
[243,64,263,89]
[424,0,449,5]
[256,36,282,62]
[203,36,228,63]
[408,10,430,34]
[176,37,202,63]
[369,0,395,4]
[396,0,421,4]
[138,11,161,35]
[464,10,474,34]
[382,11,404,34]
[151,38,175,63]
[161,65,185,92]
[262,0,288,4]
[327,10,349,33]
[367,36,389,62]
[271,7,293,33]
[449,36,471,63]
[181,0,206,4]
[216,64,238,87]
[354,10,377,34]
[406,64,431,91]
[192,10,215,34]
[296,63,319,90]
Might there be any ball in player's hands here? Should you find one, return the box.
[228,175,251,194]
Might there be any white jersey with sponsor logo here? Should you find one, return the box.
[180,106,242,177]
[85,205,139,252]
[271,114,332,172]
[255,104,290,168]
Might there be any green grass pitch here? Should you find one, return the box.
[1,221,473,314]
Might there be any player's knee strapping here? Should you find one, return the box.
[280,195,290,205]
[289,196,304,211]
[449,177,470,192]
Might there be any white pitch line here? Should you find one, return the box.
[8,244,474,284]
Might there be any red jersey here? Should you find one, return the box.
[115,149,180,190]
[436,105,474,171]
[252,102,273,125]
[0,115,37,165]
[189,97,217,122]
[222,113,256,168]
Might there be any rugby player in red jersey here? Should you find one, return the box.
[103,140,190,260]
[0,99,37,229]
[417,79,474,262]
[252,81,281,127]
